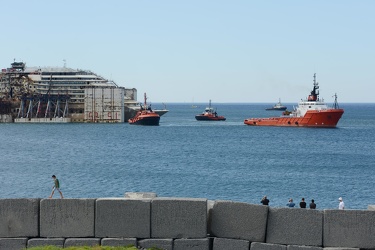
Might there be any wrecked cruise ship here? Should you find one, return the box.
[0,61,140,123]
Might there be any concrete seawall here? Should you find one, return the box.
[0,197,374,250]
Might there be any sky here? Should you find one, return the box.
[1,1,374,103]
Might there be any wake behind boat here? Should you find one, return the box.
[195,100,226,121]
[128,93,160,126]
[266,99,287,111]
[244,74,344,127]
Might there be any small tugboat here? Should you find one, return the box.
[266,99,287,111]
[195,100,226,121]
[244,74,344,127]
[128,93,160,125]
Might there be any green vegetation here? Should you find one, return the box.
[26,246,161,250]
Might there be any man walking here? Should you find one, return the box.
[49,175,64,199]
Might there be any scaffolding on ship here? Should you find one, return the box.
[16,94,70,122]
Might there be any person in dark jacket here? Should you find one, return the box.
[309,199,316,209]
[261,196,269,205]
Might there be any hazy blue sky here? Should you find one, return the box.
[1,1,374,103]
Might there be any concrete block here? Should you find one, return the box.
[138,239,173,250]
[207,200,215,235]
[125,192,157,199]
[101,238,137,247]
[40,198,95,237]
[368,205,375,210]
[64,238,101,247]
[324,248,359,250]
[209,200,268,242]
[288,245,323,250]
[27,238,65,248]
[151,198,207,238]
[0,199,39,237]
[266,207,323,246]
[95,198,150,238]
[0,238,27,250]
[174,238,211,250]
[323,209,375,248]
[213,237,250,250]
[250,242,287,250]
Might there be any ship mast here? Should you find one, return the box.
[308,73,319,101]
[332,93,339,109]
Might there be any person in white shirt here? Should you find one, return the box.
[338,197,345,209]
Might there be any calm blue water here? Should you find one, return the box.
[0,103,374,210]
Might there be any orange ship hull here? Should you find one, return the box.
[128,111,160,126]
[244,109,344,128]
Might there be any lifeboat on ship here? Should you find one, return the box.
[244,74,344,128]
[128,93,160,126]
[195,100,226,121]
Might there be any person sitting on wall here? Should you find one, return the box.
[300,198,307,208]
[286,198,295,207]
[309,199,316,209]
[261,196,269,205]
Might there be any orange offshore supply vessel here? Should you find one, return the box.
[244,74,344,128]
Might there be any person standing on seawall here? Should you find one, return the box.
[286,198,295,207]
[309,199,316,209]
[299,198,306,208]
[261,196,269,205]
[49,175,64,199]
[338,197,345,209]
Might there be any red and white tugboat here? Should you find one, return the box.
[244,74,344,127]
[128,93,160,126]
[195,100,226,121]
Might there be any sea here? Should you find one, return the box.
[0,103,374,210]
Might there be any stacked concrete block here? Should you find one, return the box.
[323,248,360,250]
[266,207,323,246]
[251,242,287,250]
[209,200,268,242]
[323,210,375,249]
[138,239,173,250]
[288,245,323,250]
[174,238,211,250]
[0,238,27,250]
[125,192,157,199]
[0,199,39,237]
[101,237,137,247]
[151,198,207,238]
[27,238,65,248]
[40,199,95,237]
[95,198,151,238]
[213,237,250,250]
[64,238,101,247]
